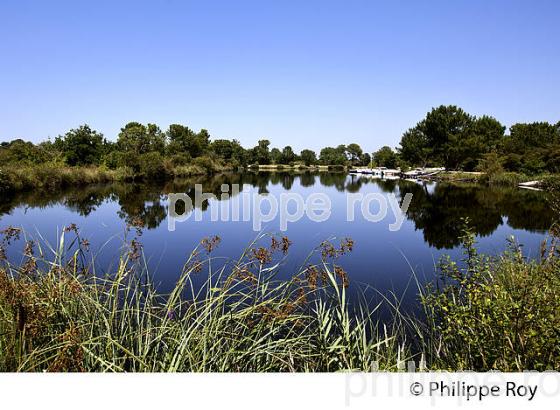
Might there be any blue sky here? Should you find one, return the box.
[1,0,559,152]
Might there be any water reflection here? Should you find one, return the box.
[0,172,554,249]
[397,180,554,248]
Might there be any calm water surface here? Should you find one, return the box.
[0,172,554,307]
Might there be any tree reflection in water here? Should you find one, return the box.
[0,172,553,249]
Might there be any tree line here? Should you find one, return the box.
[2,107,559,177]
[0,122,373,174]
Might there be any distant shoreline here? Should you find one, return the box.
[1,163,558,197]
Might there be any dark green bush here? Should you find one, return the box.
[0,170,15,196]
[191,156,218,174]
[139,152,171,180]
[0,140,51,165]
[114,151,142,174]
[103,151,121,170]
[114,166,135,182]
[488,172,522,187]
[170,153,192,167]
[31,165,66,190]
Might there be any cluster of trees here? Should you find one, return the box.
[318,144,370,166]
[237,140,370,167]
[397,105,560,174]
[1,122,373,175]
[4,106,556,177]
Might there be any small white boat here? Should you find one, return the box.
[403,168,424,177]
[349,168,374,174]
[403,167,445,178]
[371,167,401,178]
[518,181,542,191]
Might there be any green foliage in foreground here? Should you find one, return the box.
[0,225,558,372]
[422,223,560,371]
[0,231,406,372]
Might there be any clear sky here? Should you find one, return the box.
[1,0,559,152]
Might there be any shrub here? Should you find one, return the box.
[0,170,15,196]
[103,151,121,170]
[422,226,560,371]
[192,156,218,174]
[487,172,523,187]
[477,152,503,174]
[542,175,560,191]
[170,153,191,167]
[116,151,142,174]
[114,166,135,182]
[0,140,51,165]
[139,152,171,180]
[229,158,240,169]
[30,164,66,190]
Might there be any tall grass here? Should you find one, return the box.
[485,171,523,187]
[0,156,232,195]
[0,164,116,193]
[0,229,407,372]
[1,219,559,372]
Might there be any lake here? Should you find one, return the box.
[0,171,554,309]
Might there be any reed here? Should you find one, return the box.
[0,222,558,372]
[0,228,407,372]
[0,164,116,193]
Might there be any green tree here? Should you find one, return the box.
[167,124,194,154]
[319,146,347,165]
[230,139,248,166]
[398,106,505,170]
[118,122,165,155]
[58,125,104,166]
[300,149,317,166]
[270,148,282,164]
[373,146,398,168]
[360,152,371,167]
[0,139,52,165]
[423,105,473,169]
[210,138,248,166]
[503,122,560,174]
[460,116,506,170]
[147,124,166,154]
[280,146,296,164]
[251,139,271,165]
[167,124,209,158]
[507,122,558,151]
[346,143,363,165]
[198,129,210,144]
[210,139,234,159]
[139,152,170,180]
[399,124,430,167]
[196,129,211,156]
[336,145,348,160]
